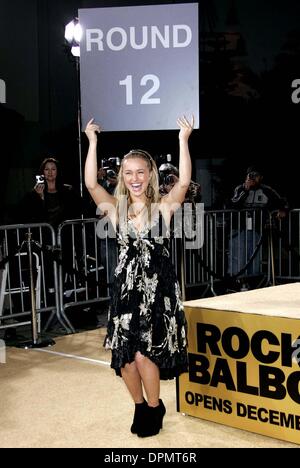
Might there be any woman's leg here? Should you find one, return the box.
[134,351,160,407]
[121,361,144,404]
[134,352,166,437]
[121,360,148,434]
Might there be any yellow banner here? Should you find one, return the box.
[178,307,300,445]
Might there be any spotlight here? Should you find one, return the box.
[64,18,82,57]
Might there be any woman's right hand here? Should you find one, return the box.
[34,183,45,200]
[85,118,101,143]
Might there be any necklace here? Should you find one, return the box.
[128,204,146,219]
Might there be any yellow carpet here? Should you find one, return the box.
[0,329,298,448]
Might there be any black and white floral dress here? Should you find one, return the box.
[105,210,188,380]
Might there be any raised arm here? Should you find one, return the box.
[162,115,194,207]
[84,118,117,208]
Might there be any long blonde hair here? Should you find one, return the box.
[114,150,160,222]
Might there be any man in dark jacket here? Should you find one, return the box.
[231,167,288,216]
[228,166,288,277]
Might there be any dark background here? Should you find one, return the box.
[1,0,300,223]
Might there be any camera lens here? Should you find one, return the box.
[107,170,117,178]
[166,175,174,185]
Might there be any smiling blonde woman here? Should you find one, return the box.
[84,115,194,438]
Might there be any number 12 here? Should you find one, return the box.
[119,74,160,105]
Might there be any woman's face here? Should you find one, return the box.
[122,157,151,199]
[43,162,57,183]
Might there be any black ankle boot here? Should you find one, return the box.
[137,399,166,438]
[158,399,166,429]
[131,399,148,434]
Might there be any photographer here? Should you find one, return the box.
[97,157,120,195]
[227,166,288,278]
[159,162,201,205]
[18,157,81,228]
[16,157,83,329]
[231,167,288,217]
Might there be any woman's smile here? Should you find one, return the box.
[123,158,150,198]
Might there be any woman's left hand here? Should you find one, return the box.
[177,115,194,141]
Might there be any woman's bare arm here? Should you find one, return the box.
[84,118,117,209]
[162,115,194,208]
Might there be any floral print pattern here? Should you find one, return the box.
[105,213,188,380]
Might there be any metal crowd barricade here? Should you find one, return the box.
[181,209,213,295]
[273,208,300,282]
[0,223,61,332]
[181,208,272,295]
[211,208,266,278]
[56,218,111,333]
[181,208,300,295]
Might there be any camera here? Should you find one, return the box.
[160,173,176,186]
[247,171,259,180]
[158,162,178,187]
[35,175,45,184]
[101,157,121,170]
[101,157,121,179]
[106,169,117,179]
